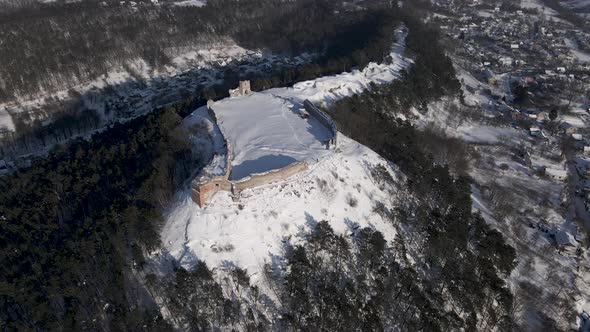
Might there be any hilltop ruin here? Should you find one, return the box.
[191,85,339,207]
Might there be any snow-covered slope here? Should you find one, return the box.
[262,25,411,107]
[161,135,400,288]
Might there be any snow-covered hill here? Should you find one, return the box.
[156,24,411,295]
[161,134,401,289]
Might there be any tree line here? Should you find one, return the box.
[0,101,200,330]
[0,0,389,102]
[1,0,399,160]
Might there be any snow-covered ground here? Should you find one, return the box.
[160,135,400,289]
[172,0,206,7]
[201,24,411,180]
[211,93,332,180]
[417,59,590,329]
[564,38,590,63]
[560,0,590,10]
[0,43,246,133]
[261,25,411,107]
[182,105,228,177]
[0,109,14,132]
[414,98,528,145]
[521,0,561,16]
[0,39,313,139]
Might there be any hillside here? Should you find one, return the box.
[161,134,401,289]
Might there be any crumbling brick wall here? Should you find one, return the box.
[192,161,308,207]
[192,178,233,207]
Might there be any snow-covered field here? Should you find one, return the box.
[211,93,332,180]
[160,135,400,289]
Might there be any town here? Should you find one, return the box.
[424,0,590,328]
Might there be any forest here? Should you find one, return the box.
[0,104,195,330]
[323,15,517,330]
[0,0,390,102]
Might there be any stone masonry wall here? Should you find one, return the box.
[192,178,232,207]
[192,97,323,207]
[303,99,338,148]
[233,162,308,192]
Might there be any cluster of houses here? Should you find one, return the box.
[433,0,590,73]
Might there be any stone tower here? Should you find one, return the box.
[229,80,252,97]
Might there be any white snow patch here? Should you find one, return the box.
[173,0,206,7]
[565,38,590,63]
[0,108,14,132]
[261,25,411,107]
[456,125,523,144]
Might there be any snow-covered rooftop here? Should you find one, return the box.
[211,93,332,180]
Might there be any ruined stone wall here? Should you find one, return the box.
[303,99,338,148]
[192,178,233,207]
[192,97,315,207]
[191,103,234,207]
[192,162,308,206]
[229,80,252,98]
[233,161,308,192]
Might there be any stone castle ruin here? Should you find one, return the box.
[228,80,252,98]
[191,84,339,207]
[191,144,233,208]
